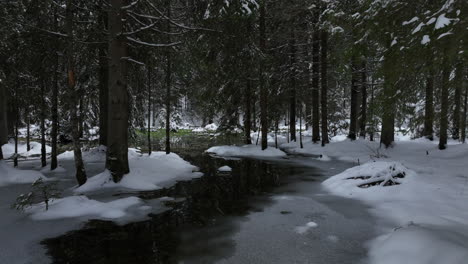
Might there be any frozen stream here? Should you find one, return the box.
[0,146,376,264]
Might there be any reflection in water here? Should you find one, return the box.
[42,153,299,264]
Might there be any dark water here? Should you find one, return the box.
[42,153,301,264]
[40,134,374,264]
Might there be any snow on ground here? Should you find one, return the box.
[58,145,107,163]
[0,161,46,187]
[75,149,203,192]
[1,141,51,158]
[283,136,468,264]
[27,196,143,221]
[218,165,232,172]
[294,221,318,234]
[206,144,287,158]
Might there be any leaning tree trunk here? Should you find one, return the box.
[311,13,320,143]
[107,0,130,182]
[359,60,367,139]
[320,29,329,146]
[259,0,268,150]
[40,81,47,167]
[439,67,450,150]
[424,68,434,140]
[66,0,87,185]
[349,58,358,140]
[244,79,252,144]
[165,0,172,154]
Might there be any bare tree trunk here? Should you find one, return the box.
[349,58,358,140]
[14,91,18,167]
[381,78,396,148]
[439,67,450,150]
[244,79,252,144]
[40,81,46,168]
[51,27,59,170]
[369,77,375,141]
[259,0,268,150]
[26,114,30,151]
[424,63,434,140]
[299,103,303,149]
[14,118,18,167]
[165,0,172,154]
[98,4,108,147]
[311,11,320,143]
[359,60,367,139]
[147,66,152,155]
[462,76,467,143]
[290,29,297,142]
[275,119,278,148]
[107,0,130,182]
[66,0,87,185]
[0,84,7,151]
[320,29,328,146]
[452,63,462,140]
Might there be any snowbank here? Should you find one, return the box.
[75,150,203,192]
[308,138,468,264]
[323,161,414,198]
[206,145,287,158]
[58,145,107,163]
[204,123,218,131]
[28,196,143,220]
[0,161,46,187]
[1,142,51,158]
[218,165,232,172]
[368,224,468,264]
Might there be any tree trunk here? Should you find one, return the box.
[98,4,108,146]
[147,66,152,155]
[381,80,395,148]
[320,29,329,146]
[107,0,130,182]
[51,41,59,170]
[289,29,296,142]
[40,82,46,167]
[98,47,108,146]
[14,117,18,167]
[66,0,87,185]
[259,0,268,150]
[439,67,450,150]
[311,13,320,143]
[165,0,172,154]
[359,60,367,138]
[424,68,434,140]
[244,79,252,144]
[0,82,7,146]
[369,77,375,141]
[452,63,462,140]
[349,58,358,140]
[26,114,30,151]
[299,103,303,149]
[462,76,467,143]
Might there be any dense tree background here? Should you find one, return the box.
[0,0,466,183]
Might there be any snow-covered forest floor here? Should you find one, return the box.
[280,134,468,264]
[1,131,468,264]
